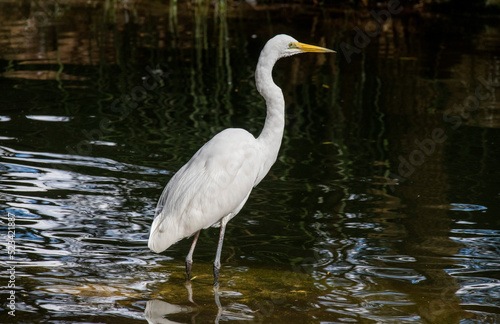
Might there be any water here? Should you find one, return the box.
[1,1,500,323]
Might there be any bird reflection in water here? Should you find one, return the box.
[145,282,229,323]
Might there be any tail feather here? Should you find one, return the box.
[148,215,181,253]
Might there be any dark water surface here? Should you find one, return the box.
[1,1,500,323]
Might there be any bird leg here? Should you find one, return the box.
[185,230,200,280]
[213,217,229,285]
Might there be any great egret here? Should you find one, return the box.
[149,34,334,284]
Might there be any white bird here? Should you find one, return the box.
[148,34,334,284]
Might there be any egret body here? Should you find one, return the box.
[148,34,334,284]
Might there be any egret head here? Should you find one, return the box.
[255,34,334,96]
[264,34,335,61]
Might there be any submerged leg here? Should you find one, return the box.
[185,230,200,280]
[213,217,229,285]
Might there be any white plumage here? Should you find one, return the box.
[148,34,334,284]
[149,129,258,253]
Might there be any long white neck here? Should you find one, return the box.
[255,49,286,182]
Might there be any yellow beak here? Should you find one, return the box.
[294,42,335,53]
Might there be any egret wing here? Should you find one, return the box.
[149,128,260,252]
